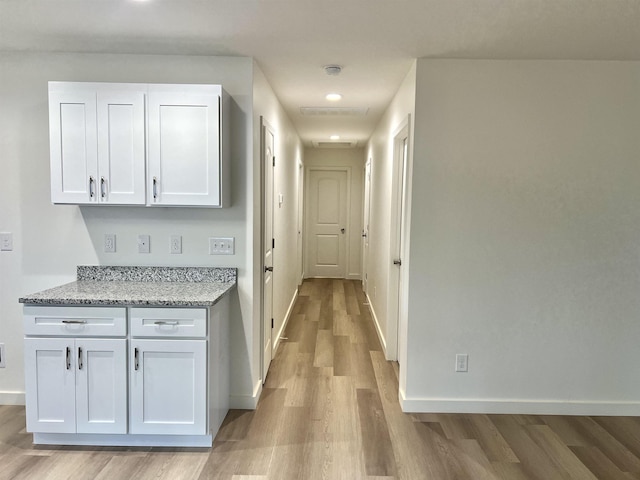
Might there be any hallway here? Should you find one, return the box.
[2,279,640,479]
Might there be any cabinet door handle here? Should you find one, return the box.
[89,176,95,198]
[153,177,158,200]
[62,320,87,325]
[134,347,139,371]
[154,320,179,326]
[66,347,71,370]
[100,177,106,198]
[78,347,83,370]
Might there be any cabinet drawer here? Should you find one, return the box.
[130,308,207,338]
[23,306,126,337]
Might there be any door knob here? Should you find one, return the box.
[393,259,402,266]
[341,228,345,234]
[264,266,273,272]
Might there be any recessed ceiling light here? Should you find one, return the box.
[330,135,340,140]
[324,65,342,76]
[326,93,342,101]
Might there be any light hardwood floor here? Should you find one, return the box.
[2,278,640,479]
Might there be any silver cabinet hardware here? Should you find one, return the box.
[134,348,139,371]
[100,177,106,198]
[66,347,71,370]
[62,320,87,325]
[153,177,158,199]
[89,176,95,198]
[154,321,179,326]
[78,347,83,370]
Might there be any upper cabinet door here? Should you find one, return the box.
[96,90,146,205]
[147,85,222,207]
[49,87,98,204]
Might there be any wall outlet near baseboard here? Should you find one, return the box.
[455,353,468,372]
[0,343,5,368]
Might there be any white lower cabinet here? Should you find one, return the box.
[23,300,230,447]
[24,337,127,434]
[130,339,207,435]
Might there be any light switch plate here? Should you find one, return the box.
[138,235,150,254]
[0,233,13,251]
[209,237,235,255]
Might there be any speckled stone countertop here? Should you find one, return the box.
[19,266,237,306]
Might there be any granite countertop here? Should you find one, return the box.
[19,266,237,307]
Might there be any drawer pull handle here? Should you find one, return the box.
[154,321,179,326]
[78,347,83,370]
[66,347,71,370]
[100,176,106,198]
[134,348,139,371]
[62,320,87,325]
[153,176,158,199]
[89,176,95,198]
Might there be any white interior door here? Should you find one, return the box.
[362,159,372,293]
[262,118,275,382]
[387,118,410,362]
[306,168,348,278]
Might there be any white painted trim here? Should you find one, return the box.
[347,273,361,281]
[0,392,25,406]
[273,288,298,354]
[365,293,387,355]
[399,390,640,416]
[229,380,263,410]
[33,432,213,447]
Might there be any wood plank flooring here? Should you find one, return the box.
[2,278,640,479]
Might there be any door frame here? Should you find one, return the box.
[386,115,411,362]
[304,166,351,279]
[260,117,275,382]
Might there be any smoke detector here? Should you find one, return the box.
[324,65,342,76]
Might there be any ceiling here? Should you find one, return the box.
[2,0,640,147]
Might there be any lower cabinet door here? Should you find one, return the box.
[24,338,76,433]
[130,339,207,435]
[75,338,128,434]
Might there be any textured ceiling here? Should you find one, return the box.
[2,0,640,146]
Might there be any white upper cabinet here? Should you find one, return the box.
[48,82,229,207]
[96,90,146,204]
[49,82,146,205]
[147,84,224,207]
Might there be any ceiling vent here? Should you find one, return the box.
[300,107,369,116]
[312,140,358,148]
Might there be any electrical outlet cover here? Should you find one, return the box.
[138,235,150,254]
[104,234,116,253]
[170,235,182,254]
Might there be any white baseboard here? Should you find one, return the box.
[365,293,387,354]
[229,380,262,410]
[399,389,640,416]
[0,392,25,406]
[347,273,361,281]
[273,288,298,354]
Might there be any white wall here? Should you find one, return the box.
[0,52,259,406]
[304,148,365,280]
[403,59,640,414]
[364,63,416,366]
[252,63,304,368]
